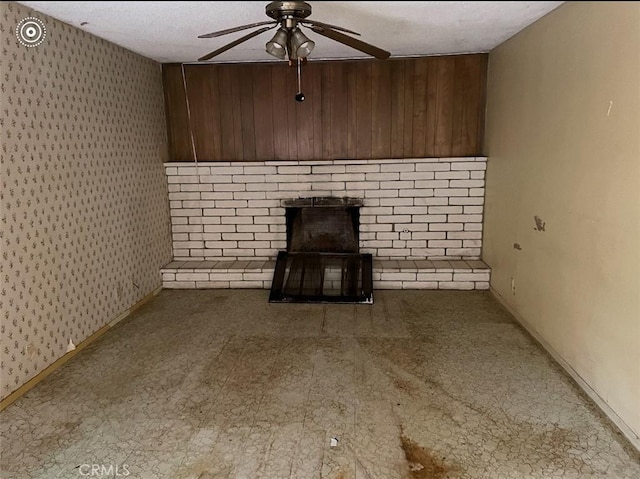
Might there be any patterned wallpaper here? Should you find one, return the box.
[0,2,172,400]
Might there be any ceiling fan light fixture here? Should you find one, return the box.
[290,27,315,58]
[265,27,288,59]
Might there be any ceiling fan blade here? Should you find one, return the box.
[198,26,274,61]
[307,26,390,60]
[300,19,360,36]
[198,21,276,38]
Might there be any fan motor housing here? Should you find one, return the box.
[266,1,312,20]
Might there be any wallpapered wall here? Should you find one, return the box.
[0,2,172,400]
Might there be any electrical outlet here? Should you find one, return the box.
[511,277,516,295]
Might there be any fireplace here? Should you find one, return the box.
[269,197,373,304]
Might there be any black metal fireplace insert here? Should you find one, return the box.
[269,197,373,304]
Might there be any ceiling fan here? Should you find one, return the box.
[197,1,391,62]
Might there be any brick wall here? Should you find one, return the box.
[165,157,487,261]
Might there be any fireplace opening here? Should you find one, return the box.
[269,197,373,304]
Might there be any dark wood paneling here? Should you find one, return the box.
[162,54,487,162]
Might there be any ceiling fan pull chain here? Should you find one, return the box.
[295,57,305,102]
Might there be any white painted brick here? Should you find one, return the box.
[378,215,411,224]
[203,226,235,235]
[380,163,415,172]
[171,217,188,225]
[205,240,237,248]
[376,248,411,256]
[435,171,469,180]
[238,224,269,233]
[176,272,209,281]
[165,167,178,175]
[465,223,483,231]
[212,200,247,208]
[248,199,280,208]
[429,206,462,214]
[312,165,345,174]
[463,205,483,214]
[360,223,392,232]
[209,166,244,175]
[201,192,234,200]
[236,208,269,216]
[415,163,450,171]
[275,183,312,192]
[377,232,400,240]
[448,214,483,223]
[200,175,232,184]
[202,233,222,241]
[347,181,381,190]
[454,272,490,282]
[470,170,485,179]
[400,189,433,197]
[366,172,399,181]
[450,179,485,188]
[239,240,270,249]
[367,240,393,248]
[170,208,202,217]
[181,184,212,192]
[451,162,486,171]
[380,198,413,206]
[449,197,484,205]
[308,182,341,190]
[412,232,446,240]
[331,173,364,182]
[214,183,245,192]
[414,197,448,206]
[434,188,468,197]
[365,189,398,198]
[400,171,434,180]
[210,273,244,281]
[232,175,266,183]
[407,282,438,289]
[463,239,482,247]
[167,184,180,192]
[173,225,203,233]
[269,223,286,232]
[362,207,393,215]
[429,240,462,248]
[470,188,485,197]
[226,249,255,257]
[475,282,490,290]
[381,272,416,281]
[447,231,482,240]
[278,165,311,174]
[412,214,447,223]
[169,200,182,209]
[189,233,205,241]
[223,233,254,240]
[266,174,300,183]
[244,272,274,281]
[162,273,176,281]
[173,241,204,249]
[394,223,429,232]
[360,232,377,241]
[222,217,253,224]
[393,206,426,215]
[417,273,452,281]
[439,281,474,290]
[381,181,413,189]
[250,183,278,191]
[430,223,464,231]
[269,240,287,248]
[346,164,379,173]
[234,191,266,200]
[447,248,481,256]
[255,216,286,224]
[242,166,277,175]
[415,180,449,189]
[169,192,201,200]
[177,167,199,175]
[203,208,235,216]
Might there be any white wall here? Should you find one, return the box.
[483,1,640,444]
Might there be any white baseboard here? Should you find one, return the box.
[490,286,640,453]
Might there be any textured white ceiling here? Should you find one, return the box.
[18,1,564,63]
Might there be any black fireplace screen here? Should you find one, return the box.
[269,197,373,304]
